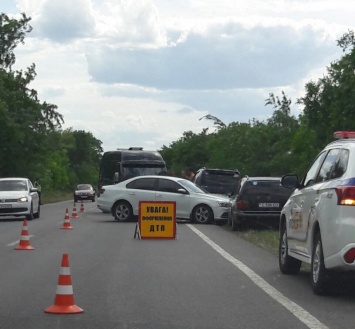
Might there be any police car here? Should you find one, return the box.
[279,131,355,294]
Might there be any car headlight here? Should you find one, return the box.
[218,201,231,207]
[18,196,28,203]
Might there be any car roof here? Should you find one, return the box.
[121,175,188,183]
[198,168,239,173]
[242,176,281,181]
[0,177,29,181]
[326,139,355,149]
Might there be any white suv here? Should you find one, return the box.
[279,131,355,294]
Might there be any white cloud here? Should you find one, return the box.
[86,22,338,90]
[7,0,355,152]
[34,0,96,41]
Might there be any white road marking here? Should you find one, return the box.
[187,224,329,329]
[7,235,35,247]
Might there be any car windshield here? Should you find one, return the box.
[178,179,206,193]
[122,166,165,179]
[203,171,240,195]
[77,184,92,190]
[0,180,27,191]
[242,180,289,196]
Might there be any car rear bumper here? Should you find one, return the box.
[97,202,111,213]
[325,243,355,271]
[75,194,95,200]
[232,211,280,226]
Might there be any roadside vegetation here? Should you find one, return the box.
[236,229,279,254]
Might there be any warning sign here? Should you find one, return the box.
[137,201,176,239]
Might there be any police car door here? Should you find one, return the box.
[287,151,327,258]
[155,178,190,219]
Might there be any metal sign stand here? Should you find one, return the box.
[134,222,141,239]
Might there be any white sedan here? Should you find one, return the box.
[97,175,231,225]
[0,177,40,220]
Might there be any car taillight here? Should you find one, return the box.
[344,248,355,264]
[335,186,355,205]
[236,199,249,210]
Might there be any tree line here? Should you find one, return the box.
[2,12,355,193]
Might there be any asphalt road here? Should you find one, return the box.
[0,201,354,329]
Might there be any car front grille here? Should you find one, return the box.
[0,207,28,214]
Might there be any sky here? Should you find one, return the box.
[2,0,355,152]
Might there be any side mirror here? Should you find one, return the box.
[281,174,300,189]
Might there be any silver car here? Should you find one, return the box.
[97,175,231,225]
[0,178,40,220]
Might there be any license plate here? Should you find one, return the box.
[259,203,279,208]
[0,204,12,208]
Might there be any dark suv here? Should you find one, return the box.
[229,176,293,230]
[193,168,240,197]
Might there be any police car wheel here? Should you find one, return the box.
[311,233,330,295]
[279,222,301,274]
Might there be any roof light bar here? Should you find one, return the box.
[334,131,355,139]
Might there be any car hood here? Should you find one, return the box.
[0,191,29,198]
[192,191,230,202]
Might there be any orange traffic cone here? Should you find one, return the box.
[61,208,73,230]
[71,203,79,219]
[15,219,34,250]
[79,201,85,213]
[45,253,84,314]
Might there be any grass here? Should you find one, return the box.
[41,190,73,204]
[233,228,279,255]
[233,226,311,270]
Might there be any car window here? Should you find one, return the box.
[240,180,290,197]
[78,184,92,190]
[157,179,181,193]
[126,178,156,191]
[205,172,238,187]
[302,151,327,187]
[330,148,349,179]
[315,148,340,183]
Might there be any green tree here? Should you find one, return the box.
[0,66,63,176]
[265,91,300,175]
[0,13,32,69]
[160,130,210,175]
[298,30,355,149]
[67,130,103,186]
